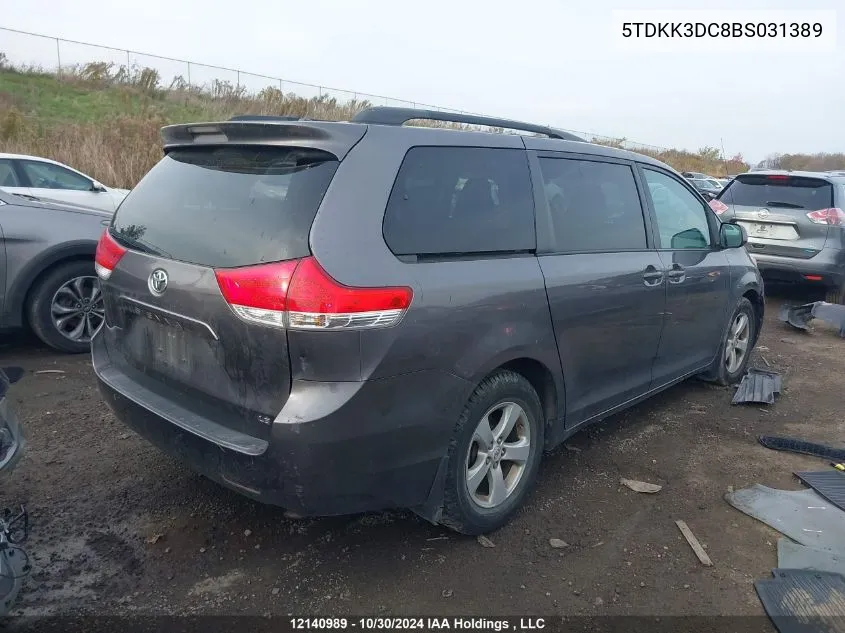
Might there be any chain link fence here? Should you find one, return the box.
[0,26,668,153]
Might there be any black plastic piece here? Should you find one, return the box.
[351,107,585,141]
[0,367,23,399]
[1,368,23,385]
[732,369,782,405]
[754,570,845,633]
[795,471,845,512]
[759,436,845,462]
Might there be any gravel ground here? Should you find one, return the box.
[1,290,843,625]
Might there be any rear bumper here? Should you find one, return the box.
[92,332,469,517]
[749,247,845,289]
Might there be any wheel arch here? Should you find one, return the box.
[742,287,764,345]
[466,351,566,449]
[5,241,97,329]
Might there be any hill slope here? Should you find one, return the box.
[0,61,752,188]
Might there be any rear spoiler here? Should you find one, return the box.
[228,115,301,122]
[160,120,367,160]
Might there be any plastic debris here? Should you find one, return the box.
[620,478,662,494]
[732,369,782,405]
[779,301,845,337]
[476,535,495,548]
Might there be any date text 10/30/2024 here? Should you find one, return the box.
[290,618,547,631]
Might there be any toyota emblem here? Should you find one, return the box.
[148,269,169,296]
[757,208,770,219]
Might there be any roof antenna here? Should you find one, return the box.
[720,137,730,178]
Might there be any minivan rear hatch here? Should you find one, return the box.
[715,174,836,259]
[96,122,363,443]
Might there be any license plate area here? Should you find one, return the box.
[738,221,799,241]
[121,310,195,381]
[148,321,191,378]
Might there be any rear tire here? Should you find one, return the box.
[26,260,103,354]
[699,297,757,386]
[825,282,845,305]
[440,370,544,535]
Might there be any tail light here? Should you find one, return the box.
[806,208,845,226]
[709,199,729,215]
[214,260,299,327]
[94,230,127,280]
[214,256,413,330]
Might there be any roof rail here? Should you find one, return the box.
[228,115,301,122]
[350,107,584,142]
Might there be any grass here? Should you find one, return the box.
[0,58,757,188]
[0,69,208,123]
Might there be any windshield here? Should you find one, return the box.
[691,179,716,190]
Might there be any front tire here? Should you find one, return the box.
[700,297,757,386]
[26,260,104,354]
[440,370,544,535]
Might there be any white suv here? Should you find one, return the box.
[0,153,129,212]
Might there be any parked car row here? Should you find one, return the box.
[681,172,736,201]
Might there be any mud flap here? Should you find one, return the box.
[412,456,448,525]
[795,471,845,513]
[725,485,845,553]
[755,569,845,632]
[778,539,845,577]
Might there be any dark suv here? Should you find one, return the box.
[711,171,845,303]
[92,108,763,534]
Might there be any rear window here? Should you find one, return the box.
[111,146,338,268]
[719,176,833,210]
[382,147,535,257]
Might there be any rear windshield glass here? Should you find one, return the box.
[719,176,833,210]
[111,146,338,268]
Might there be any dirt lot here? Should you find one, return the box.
[1,290,843,623]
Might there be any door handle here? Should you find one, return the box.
[642,265,664,287]
[667,263,686,284]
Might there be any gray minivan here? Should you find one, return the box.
[92,108,763,534]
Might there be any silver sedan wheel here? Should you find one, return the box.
[725,312,750,374]
[465,401,531,509]
[51,276,104,343]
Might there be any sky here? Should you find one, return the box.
[2,0,843,163]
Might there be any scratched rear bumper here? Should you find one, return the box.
[93,330,467,515]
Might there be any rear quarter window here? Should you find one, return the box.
[382,147,535,257]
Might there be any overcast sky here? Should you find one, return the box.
[2,0,843,163]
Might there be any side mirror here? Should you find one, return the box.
[91,181,107,193]
[720,222,747,249]
[671,228,708,249]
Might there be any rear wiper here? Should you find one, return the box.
[110,231,171,258]
[765,201,804,209]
